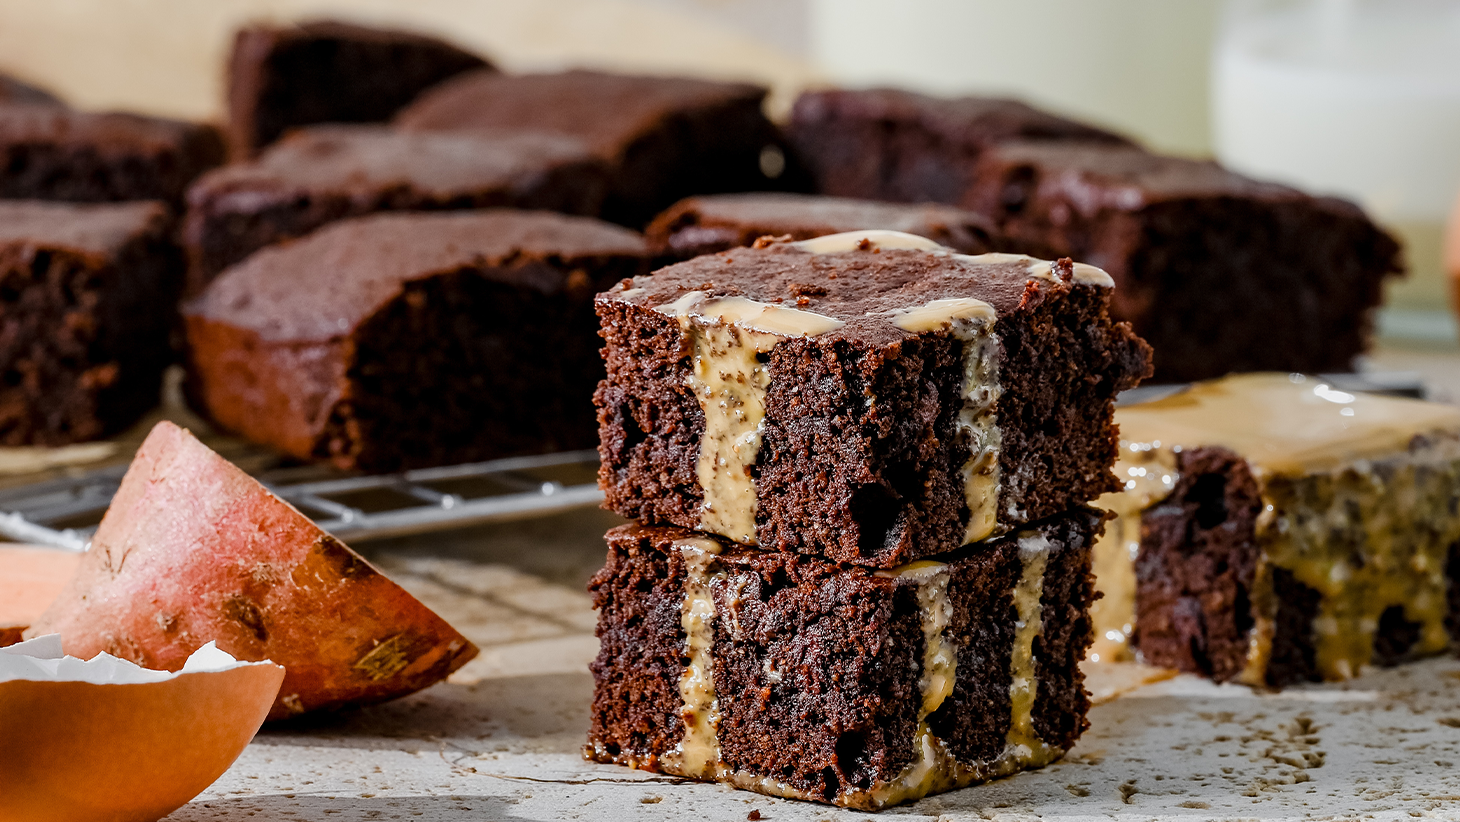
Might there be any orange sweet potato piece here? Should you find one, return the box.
[0,545,81,645]
[28,421,477,720]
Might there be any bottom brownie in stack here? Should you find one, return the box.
[586,508,1101,810]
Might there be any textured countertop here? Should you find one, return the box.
[159,524,1460,822]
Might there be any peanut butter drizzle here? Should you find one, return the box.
[890,299,1003,544]
[665,537,726,778]
[1094,372,1460,680]
[656,292,844,544]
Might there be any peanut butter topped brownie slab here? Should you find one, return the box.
[586,508,1100,810]
[1090,373,1460,685]
[595,230,1151,567]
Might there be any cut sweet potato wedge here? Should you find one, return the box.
[27,421,477,720]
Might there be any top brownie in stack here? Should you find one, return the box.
[786,87,1131,205]
[646,192,997,260]
[596,230,1151,567]
[226,19,491,157]
[965,143,1403,381]
[395,69,790,226]
[184,209,648,471]
[0,106,224,204]
[181,124,610,290]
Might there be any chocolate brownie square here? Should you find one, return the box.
[395,69,791,226]
[1094,373,1460,686]
[586,508,1100,809]
[646,192,997,260]
[965,143,1402,382]
[0,200,181,444]
[183,209,649,471]
[596,230,1151,567]
[181,124,611,291]
[786,87,1131,205]
[0,106,224,204]
[226,19,491,157]
[0,73,61,106]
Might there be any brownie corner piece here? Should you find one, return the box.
[0,200,181,444]
[586,507,1101,809]
[595,231,1150,566]
[226,18,491,157]
[184,209,647,471]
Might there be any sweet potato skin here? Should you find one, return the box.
[28,421,477,720]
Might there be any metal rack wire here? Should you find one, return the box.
[0,449,604,552]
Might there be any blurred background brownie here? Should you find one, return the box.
[0,106,224,204]
[0,200,181,445]
[596,231,1150,566]
[587,509,1099,809]
[787,88,1132,205]
[226,19,491,158]
[645,192,997,260]
[0,72,62,106]
[183,209,649,472]
[396,69,794,227]
[181,124,611,291]
[965,142,1402,382]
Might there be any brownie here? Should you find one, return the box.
[0,200,181,445]
[396,69,792,226]
[226,19,491,157]
[183,209,649,471]
[586,507,1100,809]
[181,124,611,291]
[0,73,61,106]
[786,87,1131,205]
[1093,373,1460,686]
[596,230,1151,567]
[0,105,224,204]
[965,142,1402,382]
[646,192,997,260]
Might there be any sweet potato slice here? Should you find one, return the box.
[0,545,81,645]
[27,420,477,720]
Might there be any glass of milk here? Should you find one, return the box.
[1213,0,1460,332]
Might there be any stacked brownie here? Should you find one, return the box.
[585,230,1152,808]
[787,88,1401,382]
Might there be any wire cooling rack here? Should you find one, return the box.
[0,449,604,552]
[0,370,1427,553]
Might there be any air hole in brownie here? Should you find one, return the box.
[1,371,19,388]
[0,284,18,303]
[820,766,841,804]
[1188,473,1229,531]
[1372,605,1421,667]
[1447,540,1460,640]
[850,483,900,560]
[834,730,871,789]
[619,405,647,451]
[1233,581,1254,637]
[29,250,52,283]
[755,351,770,364]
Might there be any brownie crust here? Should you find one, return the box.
[184,209,648,471]
[586,507,1100,809]
[596,236,1150,566]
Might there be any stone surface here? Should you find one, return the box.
[157,547,1460,821]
